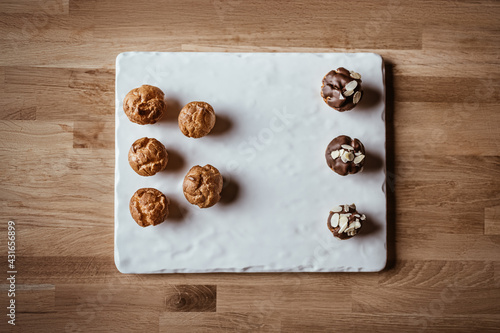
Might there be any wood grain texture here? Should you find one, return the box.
[0,0,499,332]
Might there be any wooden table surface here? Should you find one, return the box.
[1,0,499,332]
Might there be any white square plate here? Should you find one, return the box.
[115,52,386,273]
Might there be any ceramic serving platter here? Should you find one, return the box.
[115,52,386,273]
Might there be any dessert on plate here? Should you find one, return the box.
[321,67,363,111]
[129,188,170,227]
[325,135,366,176]
[123,84,166,124]
[183,164,223,208]
[178,101,216,138]
[128,137,168,176]
[327,204,365,239]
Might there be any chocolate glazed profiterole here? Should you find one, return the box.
[325,135,366,176]
[327,204,366,240]
[321,67,363,111]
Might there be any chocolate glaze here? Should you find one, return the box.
[320,67,363,111]
[325,135,365,176]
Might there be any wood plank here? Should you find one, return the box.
[0,148,114,228]
[0,13,93,42]
[0,120,73,150]
[396,234,500,261]
[393,76,500,103]
[11,227,113,257]
[485,205,500,235]
[408,0,500,28]
[0,256,121,285]
[393,155,500,184]
[280,310,352,332]
[4,66,114,90]
[391,155,499,235]
[281,312,500,333]
[0,284,55,313]
[0,89,37,120]
[378,260,495,288]
[73,121,114,149]
[495,262,500,288]
[0,0,69,14]
[4,66,71,87]
[352,286,500,315]
[423,28,500,51]
[393,103,500,155]
[14,310,159,332]
[0,41,130,68]
[217,283,352,313]
[36,86,114,121]
[91,0,423,49]
[160,312,281,332]
[382,50,500,77]
[164,285,216,312]
[55,284,215,313]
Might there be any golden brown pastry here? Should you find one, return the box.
[129,188,169,227]
[178,101,216,138]
[183,164,223,208]
[123,85,166,125]
[128,137,168,176]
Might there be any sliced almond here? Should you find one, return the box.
[360,214,366,220]
[331,206,342,213]
[345,226,355,233]
[353,154,365,164]
[352,221,362,229]
[345,80,358,91]
[354,214,360,218]
[350,203,356,209]
[343,89,354,97]
[353,91,362,104]
[331,213,340,227]
[355,151,362,156]
[350,71,361,79]
[339,222,348,233]
[339,215,348,227]
[340,153,348,163]
[341,144,354,150]
[343,151,354,162]
[330,150,340,159]
[343,205,350,213]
